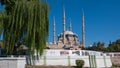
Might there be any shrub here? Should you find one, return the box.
[76,59,84,68]
[112,63,118,67]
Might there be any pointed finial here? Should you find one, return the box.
[63,6,65,18]
[54,16,56,26]
[82,8,84,22]
[82,8,84,16]
[69,18,72,31]
[63,7,65,20]
[63,6,66,28]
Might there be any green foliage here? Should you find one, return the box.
[84,39,120,52]
[112,63,118,67]
[76,59,84,68]
[0,0,49,56]
[84,42,105,51]
[107,39,120,52]
[1,0,15,15]
[0,40,4,48]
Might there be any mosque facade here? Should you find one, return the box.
[47,9,85,50]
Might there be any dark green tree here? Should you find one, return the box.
[96,42,105,51]
[107,39,120,52]
[84,42,105,51]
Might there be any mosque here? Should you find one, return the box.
[47,9,85,50]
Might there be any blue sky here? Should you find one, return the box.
[47,0,120,46]
[0,0,120,46]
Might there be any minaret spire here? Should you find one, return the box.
[53,16,56,44]
[82,9,85,47]
[69,19,72,31]
[63,7,66,44]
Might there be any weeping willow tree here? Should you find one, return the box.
[0,0,49,56]
[0,11,3,35]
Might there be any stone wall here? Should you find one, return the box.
[0,57,26,68]
[34,56,112,68]
[0,53,112,68]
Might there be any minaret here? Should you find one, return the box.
[53,17,56,44]
[63,7,66,44]
[82,9,85,47]
[69,19,72,31]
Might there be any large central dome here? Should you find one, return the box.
[65,31,74,35]
[59,31,77,36]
